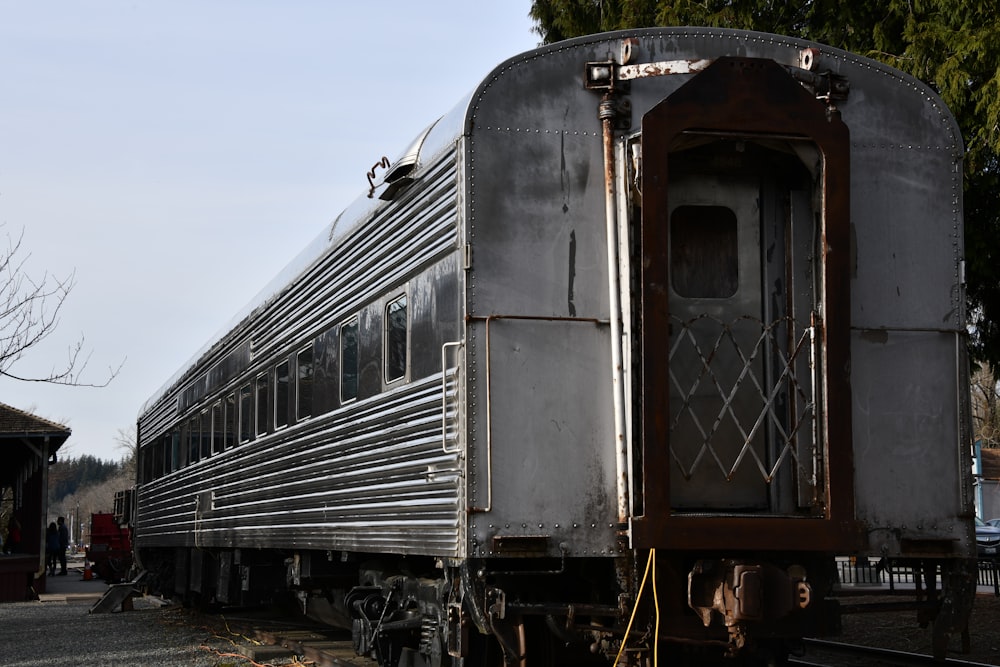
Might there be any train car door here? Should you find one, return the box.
[664,144,815,512]
[630,57,855,550]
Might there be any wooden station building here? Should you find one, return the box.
[0,402,70,601]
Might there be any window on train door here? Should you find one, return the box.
[256,372,269,436]
[671,205,739,298]
[296,346,313,421]
[341,317,359,402]
[275,360,290,430]
[238,383,252,444]
[384,295,407,383]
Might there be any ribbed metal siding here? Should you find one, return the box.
[136,148,465,558]
[137,374,464,557]
[245,152,461,367]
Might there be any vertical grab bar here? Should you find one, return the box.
[441,341,464,455]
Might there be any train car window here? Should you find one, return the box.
[201,409,211,459]
[141,444,152,483]
[384,295,407,383]
[255,372,269,436]
[171,429,183,472]
[670,205,739,298]
[158,440,165,478]
[275,360,290,430]
[188,414,200,465]
[225,392,236,450]
[341,317,359,402]
[296,346,313,421]
[211,401,223,455]
[180,418,190,467]
[164,433,173,475]
[238,383,252,444]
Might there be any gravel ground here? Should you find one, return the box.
[4,585,998,666]
[838,593,1000,665]
[0,596,305,667]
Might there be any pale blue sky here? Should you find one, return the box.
[0,2,539,461]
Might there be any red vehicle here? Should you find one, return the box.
[85,512,132,582]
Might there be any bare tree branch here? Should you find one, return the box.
[972,363,999,447]
[0,226,123,386]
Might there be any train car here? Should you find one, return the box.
[134,27,975,666]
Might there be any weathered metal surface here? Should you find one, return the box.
[463,29,966,559]
[466,317,618,557]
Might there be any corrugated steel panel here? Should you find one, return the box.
[136,146,465,558]
[136,374,464,556]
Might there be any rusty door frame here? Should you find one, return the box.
[631,57,856,551]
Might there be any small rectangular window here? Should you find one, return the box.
[200,409,211,459]
[178,421,188,470]
[385,295,407,382]
[341,317,359,402]
[670,205,739,298]
[296,346,313,421]
[211,402,223,455]
[158,440,166,478]
[238,384,252,443]
[164,433,173,475]
[256,372,269,436]
[188,415,200,465]
[275,360,290,429]
[225,393,236,450]
[170,431,182,473]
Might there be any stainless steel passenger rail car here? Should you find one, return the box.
[135,27,975,666]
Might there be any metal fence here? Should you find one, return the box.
[835,558,999,596]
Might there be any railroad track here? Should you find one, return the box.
[188,607,377,667]
[200,607,1000,667]
[792,639,997,667]
[247,629,375,667]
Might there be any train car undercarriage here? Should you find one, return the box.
[138,546,976,666]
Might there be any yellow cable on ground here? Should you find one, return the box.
[652,549,659,667]
[613,548,657,667]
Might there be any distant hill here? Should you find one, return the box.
[48,454,125,502]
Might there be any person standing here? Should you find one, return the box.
[56,516,69,576]
[45,522,59,576]
[3,514,21,554]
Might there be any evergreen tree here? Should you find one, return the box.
[47,454,122,502]
[528,0,1000,369]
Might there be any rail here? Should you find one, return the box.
[794,638,996,666]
